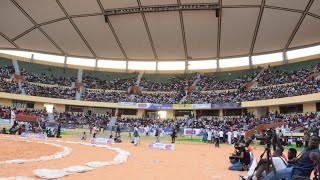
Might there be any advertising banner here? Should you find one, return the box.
[117,102,137,108]
[148,104,173,110]
[139,127,173,136]
[20,132,47,139]
[147,143,175,151]
[91,138,115,145]
[0,119,11,125]
[191,104,211,109]
[137,103,173,110]
[211,103,241,109]
[136,103,152,109]
[183,128,205,136]
[173,104,192,109]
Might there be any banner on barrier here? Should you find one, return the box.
[20,132,47,139]
[117,102,137,108]
[91,138,115,145]
[136,103,173,110]
[147,143,175,151]
[191,104,211,109]
[211,103,241,109]
[173,104,192,109]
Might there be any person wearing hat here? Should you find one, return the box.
[229,143,251,171]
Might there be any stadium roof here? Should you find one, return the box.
[0,0,320,65]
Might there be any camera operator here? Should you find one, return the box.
[228,143,251,171]
[264,135,320,180]
[247,149,287,180]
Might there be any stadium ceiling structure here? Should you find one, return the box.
[1,0,320,65]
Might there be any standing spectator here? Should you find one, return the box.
[133,125,139,146]
[171,129,177,143]
[155,127,160,143]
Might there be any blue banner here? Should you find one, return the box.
[211,103,241,109]
[136,103,173,110]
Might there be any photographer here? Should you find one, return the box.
[229,143,251,171]
[264,135,320,180]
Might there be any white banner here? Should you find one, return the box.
[91,138,115,145]
[191,104,211,109]
[147,143,175,151]
[20,132,47,139]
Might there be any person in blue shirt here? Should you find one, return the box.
[264,135,320,180]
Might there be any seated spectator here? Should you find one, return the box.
[81,132,86,140]
[264,135,320,180]
[1,127,8,134]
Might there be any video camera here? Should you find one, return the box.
[256,129,275,143]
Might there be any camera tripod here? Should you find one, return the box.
[244,142,276,180]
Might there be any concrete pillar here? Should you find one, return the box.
[12,60,20,75]
[283,51,288,64]
[249,56,253,69]
[219,109,223,117]
[77,69,83,82]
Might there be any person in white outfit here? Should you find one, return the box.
[207,129,212,144]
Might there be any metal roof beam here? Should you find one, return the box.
[284,0,315,51]
[177,0,189,60]
[249,0,266,56]
[0,32,20,49]
[136,0,158,60]
[56,0,97,59]
[11,0,66,55]
[97,0,128,60]
[217,0,222,59]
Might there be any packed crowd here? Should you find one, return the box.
[23,83,77,100]
[81,90,128,102]
[239,79,320,101]
[54,111,110,128]
[82,75,137,90]
[0,77,21,94]
[256,65,320,87]
[24,73,75,86]
[0,61,319,104]
[198,70,260,91]
[0,106,48,119]
[0,66,15,79]
[187,90,240,104]
[139,76,195,92]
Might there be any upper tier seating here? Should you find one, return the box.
[257,58,320,87]
[140,73,197,91]
[198,68,261,91]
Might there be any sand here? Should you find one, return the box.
[0,135,267,180]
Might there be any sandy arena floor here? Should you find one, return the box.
[0,134,266,180]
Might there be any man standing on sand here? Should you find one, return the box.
[171,128,177,143]
[133,125,139,146]
[155,126,160,143]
